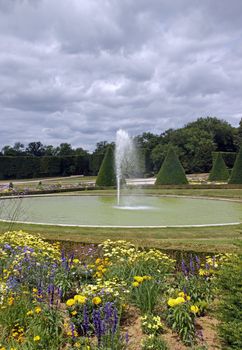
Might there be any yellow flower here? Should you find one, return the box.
[32,288,38,293]
[71,310,77,316]
[66,298,75,307]
[167,298,177,307]
[8,297,14,306]
[26,310,34,316]
[94,271,103,278]
[175,297,185,305]
[73,258,80,264]
[0,347,6,350]
[33,335,40,342]
[92,296,102,305]
[178,291,185,297]
[132,281,139,287]
[143,276,152,281]
[74,295,87,304]
[186,295,191,301]
[34,306,42,314]
[134,276,144,283]
[190,305,199,313]
[168,296,185,307]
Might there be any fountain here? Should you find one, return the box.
[1,129,242,227]
[115,129,138,206]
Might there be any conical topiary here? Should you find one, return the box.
[208,153,229,181]
[95,146,116,186]
[228,147,242,184]
[155,146,188,185]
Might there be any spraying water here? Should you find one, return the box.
[115,129,137,206]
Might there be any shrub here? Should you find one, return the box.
[95,146,116,186]
[217,255,242,350]
[208,153,229,181]
[155,146,188,185]
[212,151,237,169]
[229,147,242,184]
[166,301,196,346]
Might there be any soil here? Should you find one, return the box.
[122,306,221,350]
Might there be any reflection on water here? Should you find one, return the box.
[0,195,241,227]
[113,205,155,210]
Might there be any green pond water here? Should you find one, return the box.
[0,195,242,227]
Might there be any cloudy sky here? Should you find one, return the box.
[0,0,242,150]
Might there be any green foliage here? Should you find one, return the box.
[141,335,169,350]
[177,274,215,304]
[155,146,188,185]
[217,255,242,350]
[229,147,242,184]
[0,155,89,179]
[95,146,116,187]
[166,303,196,346]
[208,153,229,181]
[130,277,162,314]
[141,314,164,335]
[0,117,241,178]
[212,152,237,169]
[0,295,64,349]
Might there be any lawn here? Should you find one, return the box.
[0,186,242,253]
[0,219,241,254]
[0,185,241,349]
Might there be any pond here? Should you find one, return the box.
[0,195,242,227]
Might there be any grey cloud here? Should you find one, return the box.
[0,0,242,149]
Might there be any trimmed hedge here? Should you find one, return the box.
[208,153,229,181]
[229,147,242,184]
[155,147,188,185]
[0,156,89,179]
[212,152,237,169]
[95,146,116,187]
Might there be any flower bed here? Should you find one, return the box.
[0,232,239,349]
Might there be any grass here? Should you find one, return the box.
[54,187,242,200]
[1,184,242,253]
[0,220,241,253]
[0,175,96,187]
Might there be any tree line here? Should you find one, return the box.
[1,117,242,178]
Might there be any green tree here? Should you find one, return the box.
[235,118,242,148]
[228,147,242,184]
[56,143,74,156]
[43,145,58,156]
[155,146,188,185]
[26,142,45,156]
[75,147,89,157]
[208,153,229,181]
[185,117,236,152]
[95,146,116,186]
[2,143,25,156]
[135,132,160,175]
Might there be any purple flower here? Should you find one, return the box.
[189,256,195,275]
[181,259,187,275]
